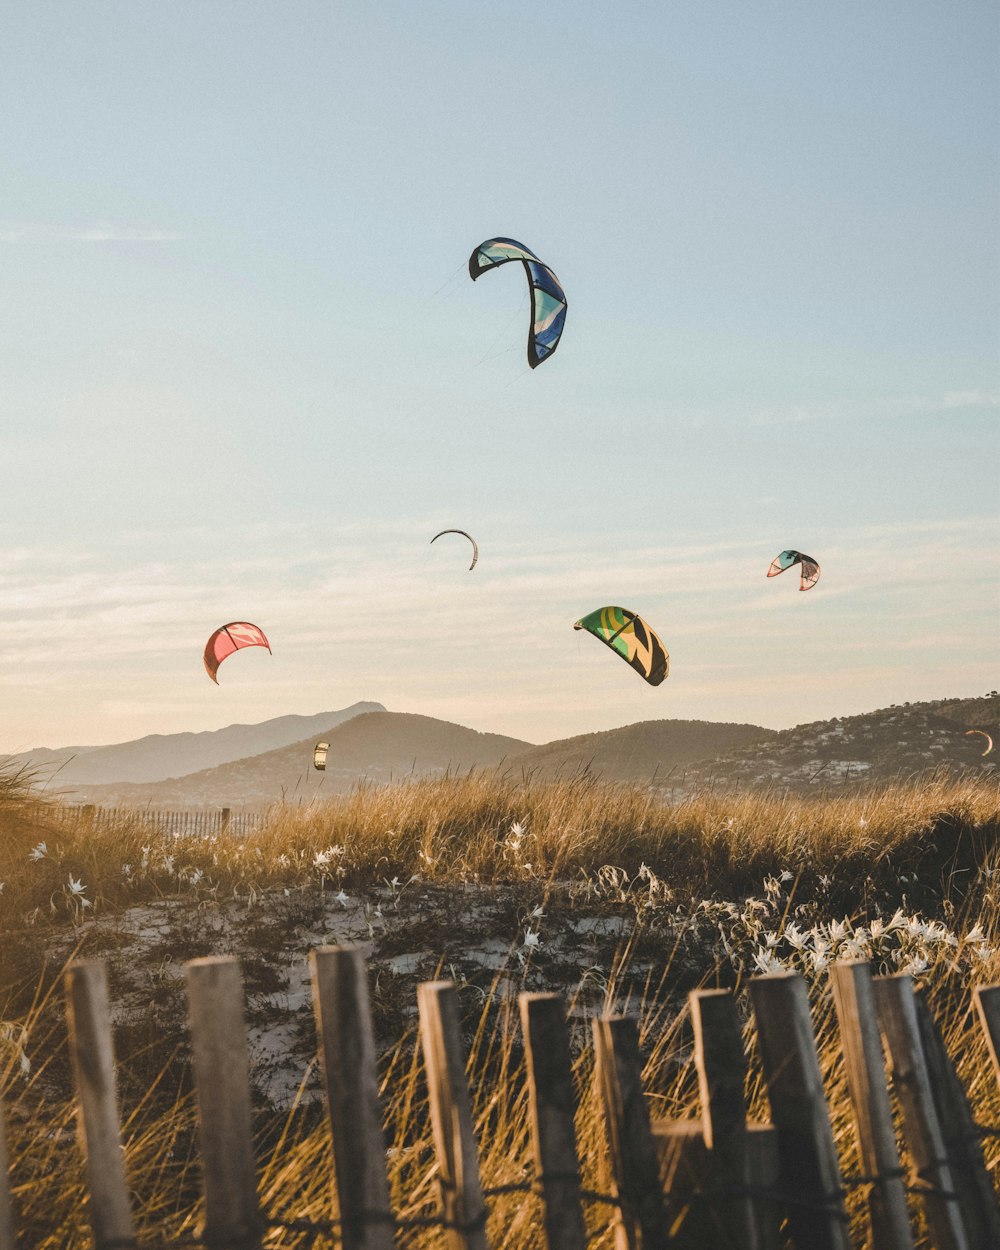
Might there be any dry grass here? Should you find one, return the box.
[2,769,1000,1245]
[2,768,998,926]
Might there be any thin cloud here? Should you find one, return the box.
[0,221,183,243]
[746,390,1000,428]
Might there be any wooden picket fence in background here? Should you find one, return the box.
[1,956,1000,1249]
[66,804,258,838]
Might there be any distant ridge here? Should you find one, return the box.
[669,695,1000,794]
[60,711,534,808]
[1,703,385,787]
[14,694,996,809]
[508,719,776,782]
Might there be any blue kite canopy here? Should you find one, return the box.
[468,238,567,368]
[767,549,821,591]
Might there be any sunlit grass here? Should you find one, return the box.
[1,769,999,1245]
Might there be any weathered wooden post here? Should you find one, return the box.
[0,1101,17,1250]
[690,988,758,1250]
[873,974,970,1250]
[592,1015,669,1250]
[220,808,231,833]
[973,985,1000,1091]
[518,992,587,1250]
[913,993,1000,1250]
[748,973,851,1250]
[310,947,396,1250]
[186,956,263,1250]
[417,981,489,1250]
[65,959,136,1250]
[829,961,914,1250]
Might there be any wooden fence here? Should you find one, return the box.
[65,805,258,838]
[3,956,1000,1249]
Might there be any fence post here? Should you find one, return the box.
[592,1015,669,1250]
[873,974,970,1250]
[220,808,231,833]
[748,973,851,1250]
[690,988,758,1250]
[310,947,396,1250]
[518,992,587,1250]
[828,962,914,1250]
[0,1102,16,1250]
[186,956,263,1250]
[416,981,489,1250]
[973,986,1000,1091]
[65,960,136,1250]
[913,992,1000,1250]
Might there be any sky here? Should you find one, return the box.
[0,2,997,751]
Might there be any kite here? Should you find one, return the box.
[313,741,329,771]
[966,730,994,756]
[573,606,669,686]
[430,529,479,570]
[468,237,567,368]
[767,549,821,591]
[203,622,271,684]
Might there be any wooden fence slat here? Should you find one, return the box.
[690,988,758,1250]
[828,961,914,1250]
[873,974,970,1250]
[310,947,396,1250]
[416,981,489,1250]
[913,992,1000,1250]
[186,956,262,1250]
[0,1101,17,1250]
[973,986,1000,1092]
[518,992,587,1250]
[592,1015,669,1250]
[65,959,136,1250]
[748,972,851,1250]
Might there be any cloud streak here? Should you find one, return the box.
[0,221,183,243]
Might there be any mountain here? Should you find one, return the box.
[667,695,1000,794]
[509,719,776,782]
[60,711,533,808]
[1,704,384,787]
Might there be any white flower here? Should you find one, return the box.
[900,956,928,976]
[784,922,807,950]
[335,889,350,906]
[529,904,545,920]
[753,949,785,974]
[67,875,86,897]
[162,855,175,874]
[763,931,780,949]
[190,868,203,886]
[314,849,333,868]
[29,842,47,861]
[779,870,793,883]
[523,930,541,949]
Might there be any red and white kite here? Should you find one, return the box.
[203,622,271,684]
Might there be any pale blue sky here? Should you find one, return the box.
[0,2,997,749]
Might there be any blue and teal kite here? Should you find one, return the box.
[468,238,567,368]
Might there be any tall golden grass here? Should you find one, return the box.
[2,768,998,921]
[1,769,999,1246]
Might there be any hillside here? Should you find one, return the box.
[0,704,384,787]
[509,718,776,782]
[669,695,1000,794]
[61,711,534,808]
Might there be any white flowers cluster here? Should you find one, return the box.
[700,895,990,982]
